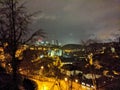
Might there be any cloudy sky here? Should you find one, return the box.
[25,0,120,45]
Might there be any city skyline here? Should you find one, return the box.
[26,0,120,45]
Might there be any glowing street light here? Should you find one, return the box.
[39,66,44,78]
[64,77,68,81]
[75,79,78,83]
[41,66,44,69]
[64,77,69,90]
[41,84,48,90]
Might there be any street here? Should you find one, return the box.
[30,76,95,90]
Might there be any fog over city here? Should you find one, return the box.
[25,0,120,45]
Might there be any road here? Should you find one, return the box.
[30,76,95,90]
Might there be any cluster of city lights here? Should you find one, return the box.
[64,77,78,83]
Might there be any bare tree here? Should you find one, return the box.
[0,0,45,89]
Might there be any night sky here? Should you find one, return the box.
[25,0,120,45]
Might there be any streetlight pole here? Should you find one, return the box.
[64,77,68,90]
[88,53,97,90]
[39,66,44,79]
[69,73,73,90]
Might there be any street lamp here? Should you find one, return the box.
[64,77,68,81]
[75,79,78,83]
[41,66,44,69]
[39,66,44,79]
[64,77,69,90]
[41,66,44,76]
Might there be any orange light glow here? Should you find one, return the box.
[41,85,48,90]
[64,77,68,81]
[75,79,78,83]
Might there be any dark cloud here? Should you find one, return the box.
[26,0,120,45]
